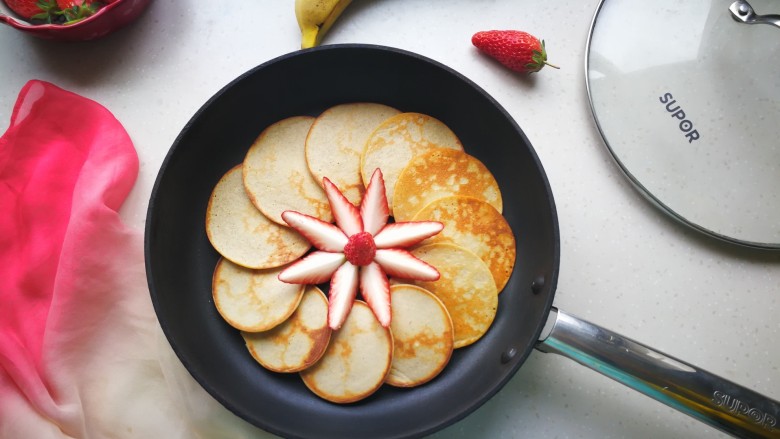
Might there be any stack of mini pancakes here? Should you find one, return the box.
[205,103,516,403]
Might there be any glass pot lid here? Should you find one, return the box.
[586,0,780,249]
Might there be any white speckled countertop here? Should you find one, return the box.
[1,1,778,438]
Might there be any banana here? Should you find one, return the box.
[295,0,353,49]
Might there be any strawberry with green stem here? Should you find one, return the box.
[472,30,560,74]
[55,0,98,23]
[5,0,56,21]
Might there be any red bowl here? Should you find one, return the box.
[0,0,152,41]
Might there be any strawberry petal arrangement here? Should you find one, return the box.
[205,103,517,403]
[278,168,443,329]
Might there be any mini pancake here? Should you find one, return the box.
[243,116,333,225]
[408,243,497,349]
[386,284,453,387]
[243,286,331,373]
[300,301,393,403]
[413,196,516,292]
[306,103,401,206]
[393,148,502,222]
[206,165,311,269]
[212,258,305,332]
[361,113,463,211]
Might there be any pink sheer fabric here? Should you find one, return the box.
[0,81,269,438]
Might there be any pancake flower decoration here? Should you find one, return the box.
[278,169,443,330]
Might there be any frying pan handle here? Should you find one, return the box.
[730,0,780,29]
[536,308,780,438]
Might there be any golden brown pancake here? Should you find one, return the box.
[212,258,305,332]
[361,113,463,211]
[408,243,497,348]
[306,103,400,206]
[300,301,393,403]
[386,284,453,387]
[206,165,311,269]
[393,148,502,222]
[243,116,332,225]
[413,196,516,292]
[243,286,331,373]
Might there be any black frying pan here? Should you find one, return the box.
[145,44,780,439]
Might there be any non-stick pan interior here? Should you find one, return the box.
[145,44,559,439]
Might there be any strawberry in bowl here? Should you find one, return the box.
[0,0,152,41]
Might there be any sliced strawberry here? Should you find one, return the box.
[374,249,440,281]
[327,262,359,330]
[323,177,363,236]
[278,251,345,284]
[281,210,347,252]
[360,168,390,236]
[359,262,391,327]
[373,221,444,248]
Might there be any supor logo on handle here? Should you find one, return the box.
[659,92,700,144]
[712,390,777,430]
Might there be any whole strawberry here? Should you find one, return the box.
[4,0,56,19]
[56,0,98,23]
[472,30,559,74]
